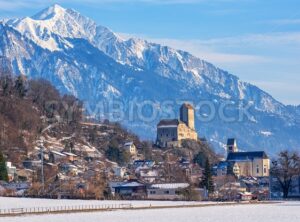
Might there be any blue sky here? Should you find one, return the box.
[0,0,300,104]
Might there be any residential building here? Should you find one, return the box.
[156,103,198,148]
[110,180,147,199]
[147,183,190,200]
[138,169,159,183]
[123,142,137,156]
[113,167,127,178]
[62,152,78,162]
[6,162,17,182]
[133,160,155,169]
[49,151,67,163]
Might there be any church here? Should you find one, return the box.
[156,103,198,148]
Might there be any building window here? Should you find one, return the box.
[264,165,267,174]
[150,191,156,194]
[164,190,170,194]
[256,165,259,174]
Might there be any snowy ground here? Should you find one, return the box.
[0,198,299,222]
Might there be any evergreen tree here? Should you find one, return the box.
[14,75,27,98]
[201,159,214,194]
[0,151,8,182]
[194,152,206,168]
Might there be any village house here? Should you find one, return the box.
[6,162,17,182]
[147,183,190,200]
[216,161,240,177]
[138,169,159,183]
[133,160,155,169]
[123,142,137,156]
[62,152,78,162]
[113,166,128,178]
[156,103,198,148]
[49,150,67,163]
[109,180,147,199]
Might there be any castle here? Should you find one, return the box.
[156,103,198,148]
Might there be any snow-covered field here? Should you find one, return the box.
[0,198,299,222]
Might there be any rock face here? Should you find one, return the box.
[0,4,299,155]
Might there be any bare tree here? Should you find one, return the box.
[270,150,300,198]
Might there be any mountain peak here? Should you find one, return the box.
[31,4,66,20]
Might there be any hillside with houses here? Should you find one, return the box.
[1,74,299,201]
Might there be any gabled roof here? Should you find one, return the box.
[111,181,145,188]
[149,183,190,189]
[227,151,269,161]
[124,142,134,146]
[50,150,66,157]
[157,119,183,127]
[63,152,77,157]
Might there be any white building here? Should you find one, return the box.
[6,162,17,181]
[123,142,137,156]
[147,183,190,200]
[113,167,127,178]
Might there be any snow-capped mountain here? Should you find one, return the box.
[1,4,299,155]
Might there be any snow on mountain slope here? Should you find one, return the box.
[6,4,284,114]
[1,4,299,155]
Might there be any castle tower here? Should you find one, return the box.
[180,103,195,130]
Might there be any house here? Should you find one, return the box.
[147,183,190,200]
[59,163,78,175]
[226,151,270,177]
[156,103,198,148]
[110,180,147,199]
[23,159,41,169]
[179,162,202,184]
[113,167,128,178]
[237,192,253,201]
[240,177,270,199]
[123,142,137,156]
[62,152,78,162]
[1,182,30,196]
[16,169,33,182]
[6,162,17,182]
[217,182,247,201]
[49,151,67,163]
[216,161,228,177]
[133,160,155,169]
[138,169,159,183]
